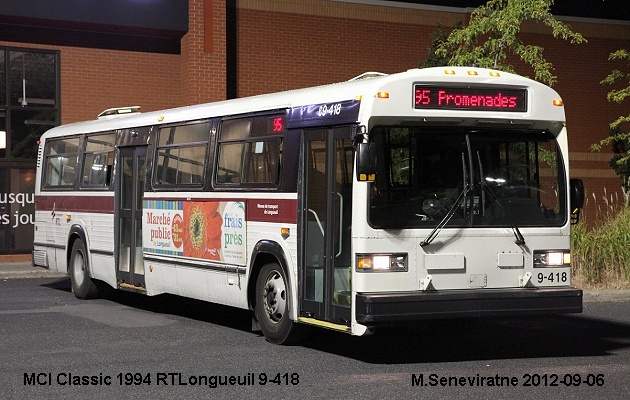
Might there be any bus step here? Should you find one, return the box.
[118,282,147,293]
[298,317,351,333]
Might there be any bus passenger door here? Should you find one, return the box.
[116,146,147,289]
[302,126,354,325]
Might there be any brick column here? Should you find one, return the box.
[181,0,227,105]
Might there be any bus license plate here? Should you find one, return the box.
[535,270,570,286]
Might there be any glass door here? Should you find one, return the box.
[302,126,354,324]
[117,146,146,288]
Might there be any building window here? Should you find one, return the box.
[2,50,58,159]
[0,47,60,254]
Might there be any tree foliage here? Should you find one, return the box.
[601,49,630,129]
[433,0,586,86]
[420,21,462,68]
[592,50,630,200]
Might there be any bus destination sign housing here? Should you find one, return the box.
[414,84,528,112]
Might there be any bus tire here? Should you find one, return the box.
[69,240,100,299]
[254,262,306,345]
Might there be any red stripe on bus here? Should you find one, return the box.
[35,195,115,213]
[35,195,298,222]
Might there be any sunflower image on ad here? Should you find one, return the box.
[183,202,223,260]
[143,200,246,265]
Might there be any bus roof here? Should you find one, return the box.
[41,67,563,139]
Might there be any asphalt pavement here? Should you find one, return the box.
[2,260,630,302]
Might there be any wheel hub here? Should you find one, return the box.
[263,272,286,322]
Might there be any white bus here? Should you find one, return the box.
[33,67,585,344]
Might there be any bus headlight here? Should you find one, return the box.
[533,251,571,267]
[356,253,407,272]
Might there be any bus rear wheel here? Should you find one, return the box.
[255,262,306,345]
[69,240,100,299]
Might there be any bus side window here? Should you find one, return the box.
[81,133,116,188]
[43,137,81,189]
[154,122,210,188]
[215,114,284,187]
[243,140,282,184]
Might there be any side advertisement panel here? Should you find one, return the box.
[143,200,246,265]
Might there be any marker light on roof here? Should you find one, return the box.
[444,69,456,75]
[489,71,501,77]
[377,91,389,99]
[467,70,478,76]
[553,99,564,106]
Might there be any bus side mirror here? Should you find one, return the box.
[356,142,376,182]
[570,178,584,224]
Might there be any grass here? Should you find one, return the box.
[571,189,630,290]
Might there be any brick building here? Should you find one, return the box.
[0,0,629,254]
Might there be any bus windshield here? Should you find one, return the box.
[369,126,566,229]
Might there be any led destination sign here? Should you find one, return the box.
[414,85,527,112]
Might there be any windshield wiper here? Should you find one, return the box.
[421,152,470,247]
[476,151,525,246]
[420,183,470,247]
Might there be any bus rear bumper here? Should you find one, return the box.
[355,287,582,323]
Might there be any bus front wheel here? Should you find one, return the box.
[254,262,305,345]
[69,240,100,299]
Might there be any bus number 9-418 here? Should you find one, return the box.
[537,272,568,284]
[317,103,342,117]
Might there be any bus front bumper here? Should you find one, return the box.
[355,287,582,323]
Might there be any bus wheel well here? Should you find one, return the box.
[248,252,282,312]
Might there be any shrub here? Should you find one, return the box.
[572,205,630,288]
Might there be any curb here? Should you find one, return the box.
[583,290,630,303]
[0,262,67,280]
[1,271,68,279]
